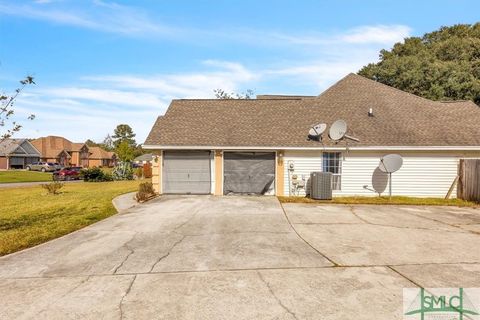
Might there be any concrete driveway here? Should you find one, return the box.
[1,196,480,319]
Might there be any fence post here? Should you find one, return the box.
[457,159,464,199]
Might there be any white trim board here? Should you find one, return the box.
[143,145,480,151]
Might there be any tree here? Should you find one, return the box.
[85,139,99,147]
[112,124,136,148]
[102,134,114,151]
[214,89,255,99]
[1,76,35,142]
[358,23,480,106]
[116,140,135,162]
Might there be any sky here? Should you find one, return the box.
[1,0,479,144]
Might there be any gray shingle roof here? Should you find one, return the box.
[145,73,480,148]
[0,139,41,156]
[134,153,153,162]
[256,95,316,100]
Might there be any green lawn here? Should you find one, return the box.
[0,171,53,183]
[278,196,478,207]
[0,180,143,256]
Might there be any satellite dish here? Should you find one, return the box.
[308,123,327,141]
[378,154,403,198]
[329,120,347,141]
[379,154,403,173]
[372,167,389,195]
[329,119,360,142]
[311,123,327,135]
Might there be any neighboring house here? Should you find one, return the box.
[0,139,41,169]
[32,136,89,167]
[144,73,480,197]
[88,147,117,167]
[134,153,153,165]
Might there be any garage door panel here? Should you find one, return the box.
[163,151,211,194]
[163,181,211,194]
[223,152,275,195]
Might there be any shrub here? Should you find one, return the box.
[136,182,156,202]
[102,172,114,181]
[41,181,64,195]
[143,163,152,178]
[112,162,134,181]
[81,167,113,182]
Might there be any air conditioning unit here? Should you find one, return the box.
[310,172,332,200]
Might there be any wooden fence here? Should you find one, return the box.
[457,159,480,202]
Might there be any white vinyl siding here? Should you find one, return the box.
[283,150,480,197]
[283,151,322,196]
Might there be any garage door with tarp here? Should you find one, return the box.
[163,151,211,194]
[223,152,275,195]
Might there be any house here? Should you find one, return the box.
[32,136,89,167]
[0,139,41,169]
[134,153,153,165]
[143,73,480,197]
[31,136,117,168]
[88,147,117,167]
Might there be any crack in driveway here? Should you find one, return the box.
[119,275,137,320]
[257,271,298,319]
[171,206,205,235]
[348,206,471,233]
[112,233,138,275]
[279,200,339,267]
[33,275,93,317]
[401,210,480,235]
[148,236,187,273]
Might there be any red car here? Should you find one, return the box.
[52,167,83,181]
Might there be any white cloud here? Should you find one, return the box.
[43,87,165,108]
[266,61,361,89]
[0,1,176,36]
[260,25,410,46]
[0,2,410,47]
[82,60,257,99]
[11,60,259,142]
[339,25,410,44]
[0,4,97,29]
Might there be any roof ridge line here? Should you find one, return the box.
[315,73,356,99]
[352,73,475,105]
[172,98,306,101]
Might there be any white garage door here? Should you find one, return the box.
[163,151,211,194]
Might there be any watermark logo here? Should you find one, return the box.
[404,288,480,320]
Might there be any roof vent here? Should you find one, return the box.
[368,108,374,117]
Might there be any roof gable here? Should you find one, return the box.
[31,136,88,158]
[0,139,41,156]
[89,146,115,159]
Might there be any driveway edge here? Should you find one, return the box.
[112,192,138,213]
[0,191,140,260]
